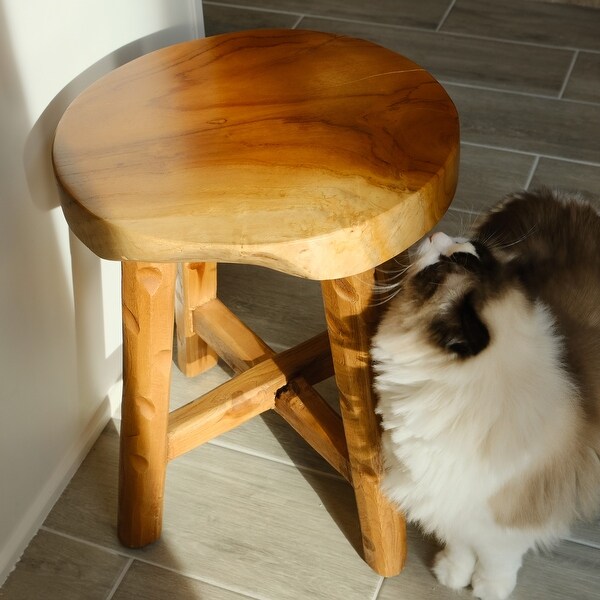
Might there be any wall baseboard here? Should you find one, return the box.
[0,380,123,586]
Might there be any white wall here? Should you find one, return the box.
[0,0,203,583]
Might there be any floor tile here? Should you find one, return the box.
[206,0,453,29]
[0,529,127,600]
[378,534,600,600]
[441,0,600,50]
[374,528,472,600]
[44,426,381,600]
[514,540,600,600]
[453,145,535,212]
[569,518,600,549]
[530,157,600,198]
[217,264,326,352]
[447,84,600,162]
[112,561,251,600]
[563,52,600,103]
[300,17,574,95]
[203,3,300,37]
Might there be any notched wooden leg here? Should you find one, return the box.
[321,271,407,577]
[119,261,177,548]
[175,262,218,377]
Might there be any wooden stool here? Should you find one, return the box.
[53,29,458,577]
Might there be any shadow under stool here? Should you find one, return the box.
[52,29,459,577]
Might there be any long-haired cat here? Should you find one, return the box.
[371,188,600,600]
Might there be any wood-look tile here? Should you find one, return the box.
[300,17,574,95]
[441,0,600,51]
[205,0,452,29]
[514,540,600,600]
[530,157,600,198]
[112,561,250,600]
[563,52,600,103]
[378,533,600,599]
[203,3,299,37]
[453,145,535,213]
[44,425,381,600]
[375,528,472,600]
[0,529,127,600]
[217,264,326,352]
[447,84,600,163]
[569,518,600,549]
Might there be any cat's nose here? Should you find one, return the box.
[430,231,451,245]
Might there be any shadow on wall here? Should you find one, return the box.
[23,27,197,418]
[0,7,195,585]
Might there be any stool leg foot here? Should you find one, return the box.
[321,272,407,577]
[118,261,176,548]
[175,262,218,377]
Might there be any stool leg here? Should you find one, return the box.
[321,272,407,577]
[175,262,218,377]
[119,261,176,547]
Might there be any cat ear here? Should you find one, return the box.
[431,293,490,358]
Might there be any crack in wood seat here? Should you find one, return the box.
[53,29,459,578]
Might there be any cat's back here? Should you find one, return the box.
[474,188,599,275]
[476,188,600,423]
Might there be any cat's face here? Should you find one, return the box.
[380,232,505,358]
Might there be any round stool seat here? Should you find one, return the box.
[53,29,459,279]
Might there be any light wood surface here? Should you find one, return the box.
[175,262,218,376]
[167,329,334,460]
[119,261,176,548]
[322,272,407,577]
[53,29,459,280]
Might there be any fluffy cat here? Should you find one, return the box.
[371,188,600,600]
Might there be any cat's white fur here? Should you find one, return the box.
[372,234,582,600]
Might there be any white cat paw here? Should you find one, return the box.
[471,572,516,600]
[433,548,475,590]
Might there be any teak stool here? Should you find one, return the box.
[53,29,459,577]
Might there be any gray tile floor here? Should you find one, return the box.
[3,1,600,598]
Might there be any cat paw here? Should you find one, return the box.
[433,548,475,590]
[471,572,516,600]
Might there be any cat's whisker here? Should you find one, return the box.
[495,224,539,249]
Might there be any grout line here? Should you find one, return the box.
[124,560,271,600]
[524,155,541,189]
[291,14,305,29]
[460,141,600,167]
[371,576,386,600]
[204,1,301,18]
[40,526,271,600]
[564,536,600,551]
[204,1,600,55]
[441,78,600,105]
[40,526,129,558]
[558,50,579,99]
[105,558,134,600]
[436,0,457,32]
[207,438,347,481]
[427,26,600,54]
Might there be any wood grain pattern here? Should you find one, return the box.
[275,379,351,481]
[119,261,176,548]
[175,262,218,376]
[192,298,272,372]
[167,330,335,460]
[53,29,459,280]
[322,272,407,577]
